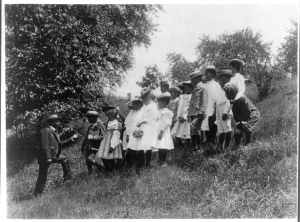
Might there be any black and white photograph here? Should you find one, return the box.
[2,0,298,219]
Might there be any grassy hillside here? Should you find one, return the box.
[6,79,297,219]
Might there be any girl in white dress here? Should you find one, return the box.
[171,82,193,139]
[136,88,159,168]
[126,97,144,151]
[155,92,174,166]
[96,109,122,171]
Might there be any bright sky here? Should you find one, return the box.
[115,4,298,97]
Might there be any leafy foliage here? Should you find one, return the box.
[195,28,272,76]
[195,27,275,98]
[5,4,162,127]
[278,19,298,75]
[165,52,197,84]
[136,64,165,89]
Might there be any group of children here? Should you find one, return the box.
[81,58,261,175]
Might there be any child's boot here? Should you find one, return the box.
[245,132,252,146]
[224,131,232,151]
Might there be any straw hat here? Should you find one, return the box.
[157,92,171,100]
[229,59,245,66]
[86,110,100,117]
[140,87,152,97]
[169,86,181,92]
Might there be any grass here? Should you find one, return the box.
[6,79,297,218]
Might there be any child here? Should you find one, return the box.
[96,109,123,171]
[171,81,193,147]
[187,70,208,151]
[136,87,158,168]
[155,92,174,166]
[168,86,181,129]
[215,69,233,154]
[81,110,106,174]
[125,97,144,171]
[223,84,260,149]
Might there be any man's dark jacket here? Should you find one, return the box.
[38,126,72,164]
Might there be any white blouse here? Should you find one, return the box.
[229,73,245,94]
[157,108,173,132]
[177,94,191,120]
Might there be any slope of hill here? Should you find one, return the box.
[6,79,297,219]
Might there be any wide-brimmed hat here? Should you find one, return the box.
[102,105,116,112]
[205,65,217,72]
[160,80,169,86]
[157,92,171,100]
[177,83,184,89]
[169,86,181,92]
[218,69,233,77]
[131,96,143,104]
[182,80,193,86]
[189,70,202,79]
[229,59,245,66]
[140,87,152,97]
[86,110,100,117]
[47,114,60,121]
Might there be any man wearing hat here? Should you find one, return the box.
[81,110,106,174]
[187,70,208,151]
[34,114,78,197]
[228,59,245,94]
[160,80,170,93]
[201,65,221,152]
[215,69,233,154]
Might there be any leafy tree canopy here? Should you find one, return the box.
[136,64,164,89]
[195,27,272,78]
[278,19,298,74]
[166,52,197,84]
[5,4,162,127]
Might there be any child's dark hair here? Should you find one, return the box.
[158,97,171,106]
[230,61,241,72]
[207,69,216,77]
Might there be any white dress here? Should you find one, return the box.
[215,89,232,133]
[126,109,144,151]
[155,108,174,150]
[122,110,134,150]
[201,79,221,131]
[171,94,191,139]
[136,101,158,151]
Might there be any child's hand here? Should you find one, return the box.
[222,114,228,121]
[158,131,163,140]
[179,117,185,123]
[88,135,93,140]
[108,147,114,153]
